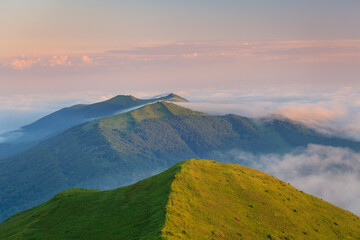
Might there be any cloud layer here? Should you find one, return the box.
[211,144,360,215]
[1,39,359,98]
[177,86,360,141]
[2,39,360,71]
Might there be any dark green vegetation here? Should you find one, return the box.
[0,93,187,158]
[1,159,359,240]
[1,102,360,221]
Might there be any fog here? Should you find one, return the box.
[177,86,360,141]
[211,144,360,215]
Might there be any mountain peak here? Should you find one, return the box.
[104,93,188,104]
[165,93,177,98]
[153,93,189,102]
[105,95,138,104]
[166,93,189,102]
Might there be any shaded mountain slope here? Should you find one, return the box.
[0,160,181,240]
[0,93,187,158]
[1,102,360,221]
[1,159,359,240]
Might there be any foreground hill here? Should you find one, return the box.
[0,93,187,158]
[0,159,359,240]
[1,102,360,221]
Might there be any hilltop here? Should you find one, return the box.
[1,159,359,240]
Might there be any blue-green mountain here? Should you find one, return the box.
[0,93,187,158]
[0,102,359,221]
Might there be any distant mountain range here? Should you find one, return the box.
[1,159,359,239]
[0,93,187,158]
[1,101,360,221]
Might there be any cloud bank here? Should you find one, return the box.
[211,144,360,215]
[1,39,359,98]
[2,39,360,71]
[177,86,360,141]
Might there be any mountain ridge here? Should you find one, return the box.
[0,93,188,158]
[1,159,359,239]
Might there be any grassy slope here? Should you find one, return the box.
[1,160,360,239]
[164,160,360,239]
[0,162,183,240]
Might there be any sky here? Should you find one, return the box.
[1,0,360,96]
[1,0,360,214]
[1,0,359,131]
[2,0,360,55]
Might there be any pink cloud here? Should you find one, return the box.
[4,39,360,72]
[49,55,71,66]
[10,56,40,70]
[105,39,360,64]
[275,104,347,127]
[174,91,190,96]
[183,52,198,59]
[82,55,92,64]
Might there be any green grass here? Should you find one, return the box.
[163,159,360,239]
[1,159,360,240]
[0,162,183,240]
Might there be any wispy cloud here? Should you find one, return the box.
[82,55,92,64]
[105,39,360,64]
[3,54,91,70]
[49,55,71,66]
[10,56,41,70]
[211,144,360,215]
[3,39,360,71]
[176,86,360,141]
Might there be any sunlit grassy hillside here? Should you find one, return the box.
[1,159,359,240]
